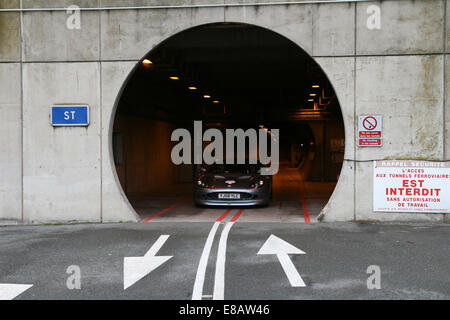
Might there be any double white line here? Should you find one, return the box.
[192,209,242,300]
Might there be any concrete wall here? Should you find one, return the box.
[0,0,448,223]
[0,1,21,224]
[101,62,139,223]
[0,1,20,62]
[0,63,21,224]
[22,63,102,223]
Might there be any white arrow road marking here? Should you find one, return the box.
[258,234,306,287]
[0,284,33,300]
[124,235,172,290]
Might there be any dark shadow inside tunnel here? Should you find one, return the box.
[112,22,345,222]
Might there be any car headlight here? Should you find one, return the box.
[197,180,208,188]
[250,180,265,188]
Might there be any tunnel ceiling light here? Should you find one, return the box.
[309,93,317,97]
[308,99,314,102]
[169,76,180,80]
[142,59,153,66]
[213,100,219,104]
[188,86,197,90]
[203,94,211,99]
[312,85,320,88]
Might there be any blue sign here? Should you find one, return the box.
[51,105,89,126]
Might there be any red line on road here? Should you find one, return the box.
[216,209,232,222]
[142,198,189,223]
[288,175,310,223]
[298,181,310,223]
[230,209,244,222]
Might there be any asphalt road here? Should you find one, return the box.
[0,220,449,300]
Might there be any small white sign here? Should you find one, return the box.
[373,160,450,213]
[358,115,382,147]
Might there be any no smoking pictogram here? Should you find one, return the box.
[363,116,377,130]
[358,115,382,147]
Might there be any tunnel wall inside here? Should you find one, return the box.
[113,115,178,196]
[0,0,448,223]
[307,121,345,182]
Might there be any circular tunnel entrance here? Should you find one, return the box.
[112,23,345,223]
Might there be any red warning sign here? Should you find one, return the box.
[373,160,450,213]
[358,115,382,146]
[363,116,377,130]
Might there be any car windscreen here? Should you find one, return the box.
[205,164,261,174]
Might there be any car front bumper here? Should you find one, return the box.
[193,186,271,206]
